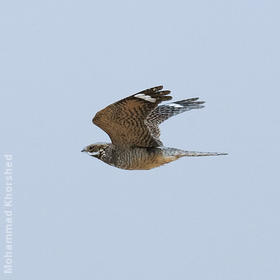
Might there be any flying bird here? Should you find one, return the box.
[82,86,227,170]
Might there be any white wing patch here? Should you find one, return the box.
[167,103,183,108]
[134,93,156,103]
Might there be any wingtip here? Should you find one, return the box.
[152,85,164,91]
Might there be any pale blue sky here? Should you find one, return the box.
[1,0,280,279]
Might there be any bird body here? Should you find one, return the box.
[82,86,227,170]
[87,144,227,170]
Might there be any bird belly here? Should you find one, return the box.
[134,155,178,170]
[108,147,179,170]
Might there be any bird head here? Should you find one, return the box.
[81,143,109,158]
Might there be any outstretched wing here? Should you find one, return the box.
[92,86,172,148]
[146,98,205,139]
[148,98,205,124]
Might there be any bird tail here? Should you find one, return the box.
[161,147,228,158]
[181,151,228,157]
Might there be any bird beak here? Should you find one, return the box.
[81,148,86,152]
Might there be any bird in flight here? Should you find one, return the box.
[82,86,227,170]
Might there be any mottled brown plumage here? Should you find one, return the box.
[93,86,171,148]
[82,86,227,170]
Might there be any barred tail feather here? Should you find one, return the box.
[161,147,228,158]
[181,151,228,157]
